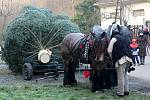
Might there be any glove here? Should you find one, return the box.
[128,67,135,73]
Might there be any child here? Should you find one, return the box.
[130,39,140,66]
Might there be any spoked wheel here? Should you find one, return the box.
[22,63,33,80]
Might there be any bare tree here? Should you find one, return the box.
[0,0,21,42]
[122,2,133,26]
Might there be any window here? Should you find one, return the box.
[133,9,144,17]
[110,12,119,19]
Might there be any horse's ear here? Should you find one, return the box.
[100,32,106,38]
[90,31,96,37]
[117,25,121,32]
[90,30,93,34]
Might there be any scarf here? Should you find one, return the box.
[130,43,138,48]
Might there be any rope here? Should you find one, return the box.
[84,41,89,63]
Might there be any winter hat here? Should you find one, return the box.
[143,26,148,32]
[130,38,138,48]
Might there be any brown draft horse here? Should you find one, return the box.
[61,31,112,91]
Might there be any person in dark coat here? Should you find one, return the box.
[143,27,149,36]
[137,32,148,65]
[107,25,133,97]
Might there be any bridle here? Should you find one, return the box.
[92,32,109,57]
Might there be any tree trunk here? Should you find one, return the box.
[1,16,7,42]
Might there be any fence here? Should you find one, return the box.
[129,25,143,39]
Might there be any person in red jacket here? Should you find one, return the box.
[130,39,140,66]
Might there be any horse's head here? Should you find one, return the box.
[91,25,109,62]
[93,32,108,62]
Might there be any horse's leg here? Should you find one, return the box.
[91,70,100,92]
[90,61,101,92]
[69,58,78,85]
[63,57,77,86]
[103,64,112,89]
[63,57,71,86]
[69,69,77,85]
[61,45,72,86]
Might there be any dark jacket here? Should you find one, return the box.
[137,35,148,56]
[112,35,132,64]
[143,31,150,36]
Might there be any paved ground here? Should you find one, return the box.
[128,56,150,94]
[129,56,150,81]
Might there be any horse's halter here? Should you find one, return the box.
[92,32,108,62]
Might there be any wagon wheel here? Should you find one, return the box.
[22,63,33,80]
[54,70,59,80]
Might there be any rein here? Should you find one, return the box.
[71,34,94,62]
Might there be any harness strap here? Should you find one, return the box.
[84,41,89,63]
[71,35,88,52]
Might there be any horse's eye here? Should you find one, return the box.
[100,32,105,38]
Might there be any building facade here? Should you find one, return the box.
[1,0,150,31]
[97,0,150,30]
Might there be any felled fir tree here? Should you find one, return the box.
[3,6,80,72]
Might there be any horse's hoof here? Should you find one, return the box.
[63,84,72,87]
[91,88,97,93]
[71,83,77,86]
[98,89,104,92]
[91,90,96,93]
[71,79,77,83]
